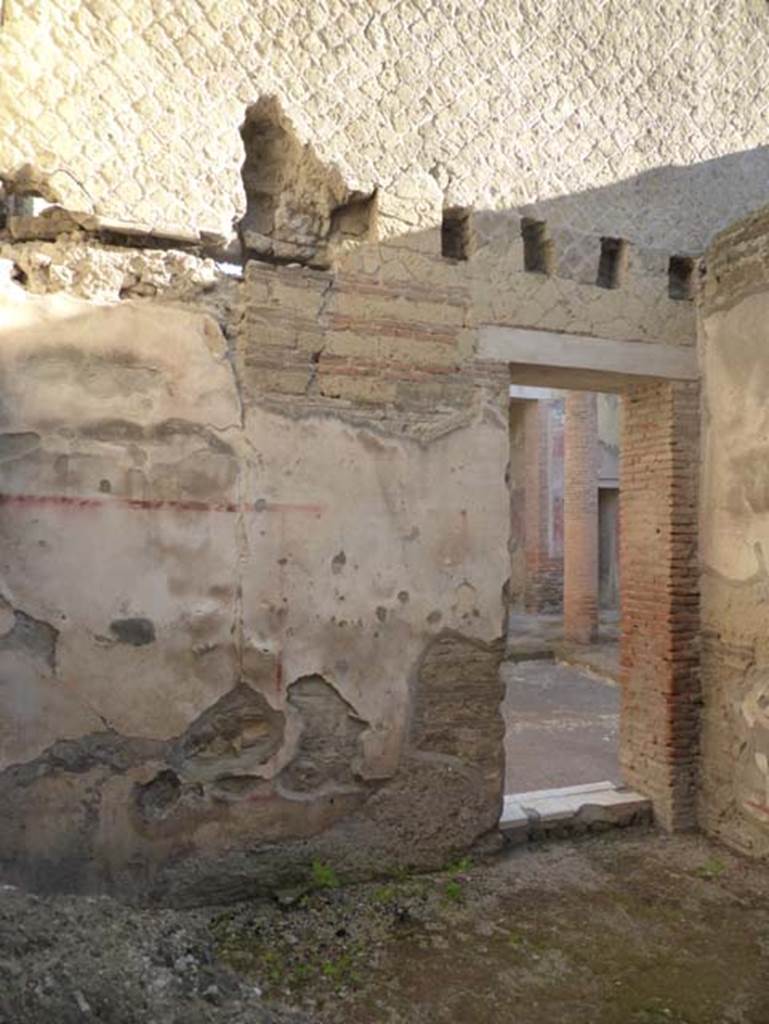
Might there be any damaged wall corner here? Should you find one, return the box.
[238,95,377,268]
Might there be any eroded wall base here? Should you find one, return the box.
[0,632,504,904]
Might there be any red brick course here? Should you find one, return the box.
[619,381,700,830]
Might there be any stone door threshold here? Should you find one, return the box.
[500,781,651,843]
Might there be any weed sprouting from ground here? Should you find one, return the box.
[373,885,396,904]
[692,856,726,880]
[443,878,464,902]
[441,854,472,903]
[311,860,340,890]
[211,862,450,1002]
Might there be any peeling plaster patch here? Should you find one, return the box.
[79,419,144,443]
[331,550,346,574]
[109,618,156,647]
[411,631,505,782]
[279,675,368,795]
[0,610,59,670]
[171,682,284,782]
[0,730,166,786]
[0,634,507,898]
[77,418,235,456]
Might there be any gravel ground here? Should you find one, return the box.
[0,883,309,1024]
[3,829,769,1024]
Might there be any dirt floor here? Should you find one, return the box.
[3,830,769,1024]
[502,658,620,792]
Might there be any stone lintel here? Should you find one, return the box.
[479,326,698,389]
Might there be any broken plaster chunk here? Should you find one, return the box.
[2,238,218,301]
[8,206,95,241]
[238,95,375,268]
[278,675,368,795]
[8,206,203,249]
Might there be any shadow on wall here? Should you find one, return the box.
[3,88,769,260]
[519,146,769,253]
[227,97,769,286]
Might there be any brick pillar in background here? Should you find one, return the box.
[619,382,700,831]
[523,400,563,612]
[564,392,599,643]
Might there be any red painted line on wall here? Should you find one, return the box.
[0,493,324,516]
[0,493,105,510]
[125,497,240,513]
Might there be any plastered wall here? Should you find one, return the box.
[0,227,514,901]
[2,1,769,249]
[698,207,769,855]
[0,184,698,897]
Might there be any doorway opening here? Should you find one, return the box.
[501,375,699,834]
[503,389,622,826]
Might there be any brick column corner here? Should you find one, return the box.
[619,381,700,831]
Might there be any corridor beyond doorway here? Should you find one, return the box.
[504,387,625,814]
[501,658,620,793]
